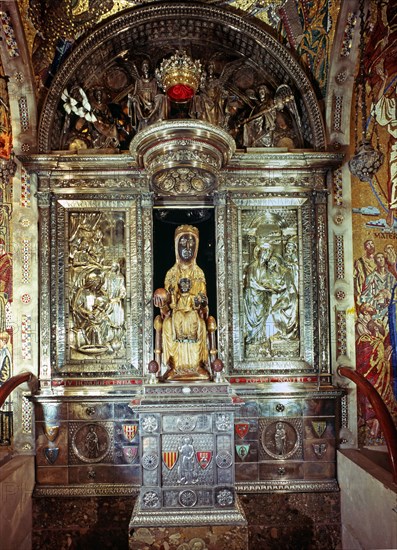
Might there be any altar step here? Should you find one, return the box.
[31,492,341,549]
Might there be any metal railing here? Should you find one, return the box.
[0,372,38,444]
[338,366,397,484]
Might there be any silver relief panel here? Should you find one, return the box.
[229,196,317,373]
[139,407,236,510]
[161,433,215,487]
[52,198,141,374]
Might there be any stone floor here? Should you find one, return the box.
[32,492,341,549]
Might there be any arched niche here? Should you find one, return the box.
[37,2,326,153]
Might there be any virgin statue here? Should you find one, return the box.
[153,225,214,381]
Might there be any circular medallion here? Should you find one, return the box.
[262,420,300,460]
[71,423,110,463]
[142,490,160,508]
[178,489,197,507]
[177,415,197,432]
[141,415,158,433]
[104,66,129,92]
[21,293,31,305]
[216,450,232,468]
[216,488,234,507]
[142,452,159,470]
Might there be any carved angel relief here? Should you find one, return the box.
[59,51,303,152]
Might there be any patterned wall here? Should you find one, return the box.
[0,56,13,391]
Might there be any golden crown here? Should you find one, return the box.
[156,50,203,95]
[175,224,199,239]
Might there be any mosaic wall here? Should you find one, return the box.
[351,0,397,444]
[18,0,339,103]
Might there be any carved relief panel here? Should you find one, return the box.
[226,194,321,375]
[49,196,143,377]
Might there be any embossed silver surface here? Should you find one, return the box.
[135,383,240,519]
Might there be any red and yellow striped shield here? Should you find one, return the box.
[162,450,179,470]
[122,424,138,442]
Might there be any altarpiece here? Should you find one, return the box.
[21,4,344,531]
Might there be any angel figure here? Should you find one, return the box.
[127,59,168,132]
[242,83,302,148]
[189,57,245,129]
[60,86,96,149]
[60,86,119,149]
[88,87,120,148]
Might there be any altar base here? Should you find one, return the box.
[129,497,248,549]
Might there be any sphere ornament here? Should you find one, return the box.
[148,360,159,374]
[212,359,224,373]
[348,140,384,183]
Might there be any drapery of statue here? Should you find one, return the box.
[153,225,217,381]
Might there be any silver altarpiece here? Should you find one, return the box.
[20,3,344,540]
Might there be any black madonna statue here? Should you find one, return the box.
[153,225,217,382]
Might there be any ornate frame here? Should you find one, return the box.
[50,196,141,375]
[225,193,319,375]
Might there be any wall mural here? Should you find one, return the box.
[278,0,338,98]
[352,0,397,445]
[0,59,13,391]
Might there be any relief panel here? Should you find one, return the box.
[50,197,141,375]
[228,196,318,374]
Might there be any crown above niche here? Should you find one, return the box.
[155,50,203,102]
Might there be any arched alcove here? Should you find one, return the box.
[37,2,326,153]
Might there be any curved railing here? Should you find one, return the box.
[0,371,38,408]
[338,366,397,484]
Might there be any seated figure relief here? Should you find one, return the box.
[243,222,299,358]
[68,213,127,356]
[59,52,303,151]
[153,225,217,381]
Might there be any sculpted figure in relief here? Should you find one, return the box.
[243,222,299,357]
[128,59,168,132]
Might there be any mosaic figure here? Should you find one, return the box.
[0,331,11,385]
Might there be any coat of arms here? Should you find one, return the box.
[235,422,249,439]
[162,450,179,470]
[311,421,327,438]
[122,446,138,464]
[44,425,59,442]
[196,451,212,469]
[312,442,327,459]
[236,444,250,461]
[44,447,59,465]
[122,424,138,442]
